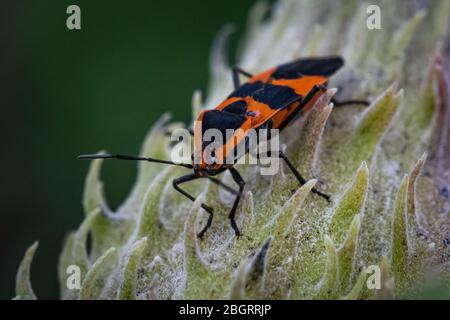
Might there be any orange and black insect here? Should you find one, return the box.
[79,56,368,239]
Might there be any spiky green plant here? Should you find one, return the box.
[14,0,450,300]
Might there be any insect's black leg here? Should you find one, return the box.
[172,173,214,239]
[228,167,246,237]
[232,66,253,89]
[331,98,369,107]
[278,151,331,203]
[207,177,239,195]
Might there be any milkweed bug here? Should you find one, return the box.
[79,56,368,239]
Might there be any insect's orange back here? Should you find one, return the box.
[195,56,344,167]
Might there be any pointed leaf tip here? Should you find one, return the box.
[391,175,409,295]
[80,247,118,300]
[241,190,255,230]
[389,10,426,61]
[183,196,205,271]
[337,214,361,292]
[230,260,247,300]
[248,237,272,284]
[82,154,106,216]
[191,90,203,119]
[329,162,369,245]
[272,179,317,238]
[293,87,334,173]
[210,24,235,74]
[137,166,177,238]
[118,237,148,300]
[231,237,272,299]
[15,241,38,300]
[335,83,401,179]
[341,267,367,300]
[73,209,100,282]
[312,235,339,299]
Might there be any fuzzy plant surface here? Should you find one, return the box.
[14,0,450,300]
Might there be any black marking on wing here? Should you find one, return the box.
[252,83,300,109]
[222,100,248,114]
[228,81,264,98]
[228,80,300,110]
[272,56,344,79]
[202,110,247,143]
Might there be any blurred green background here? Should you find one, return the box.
[0,0,255,299]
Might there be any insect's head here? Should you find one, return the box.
[191,149,226,176]
[192,109,249,176]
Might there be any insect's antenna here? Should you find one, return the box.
[78,153,193,169]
